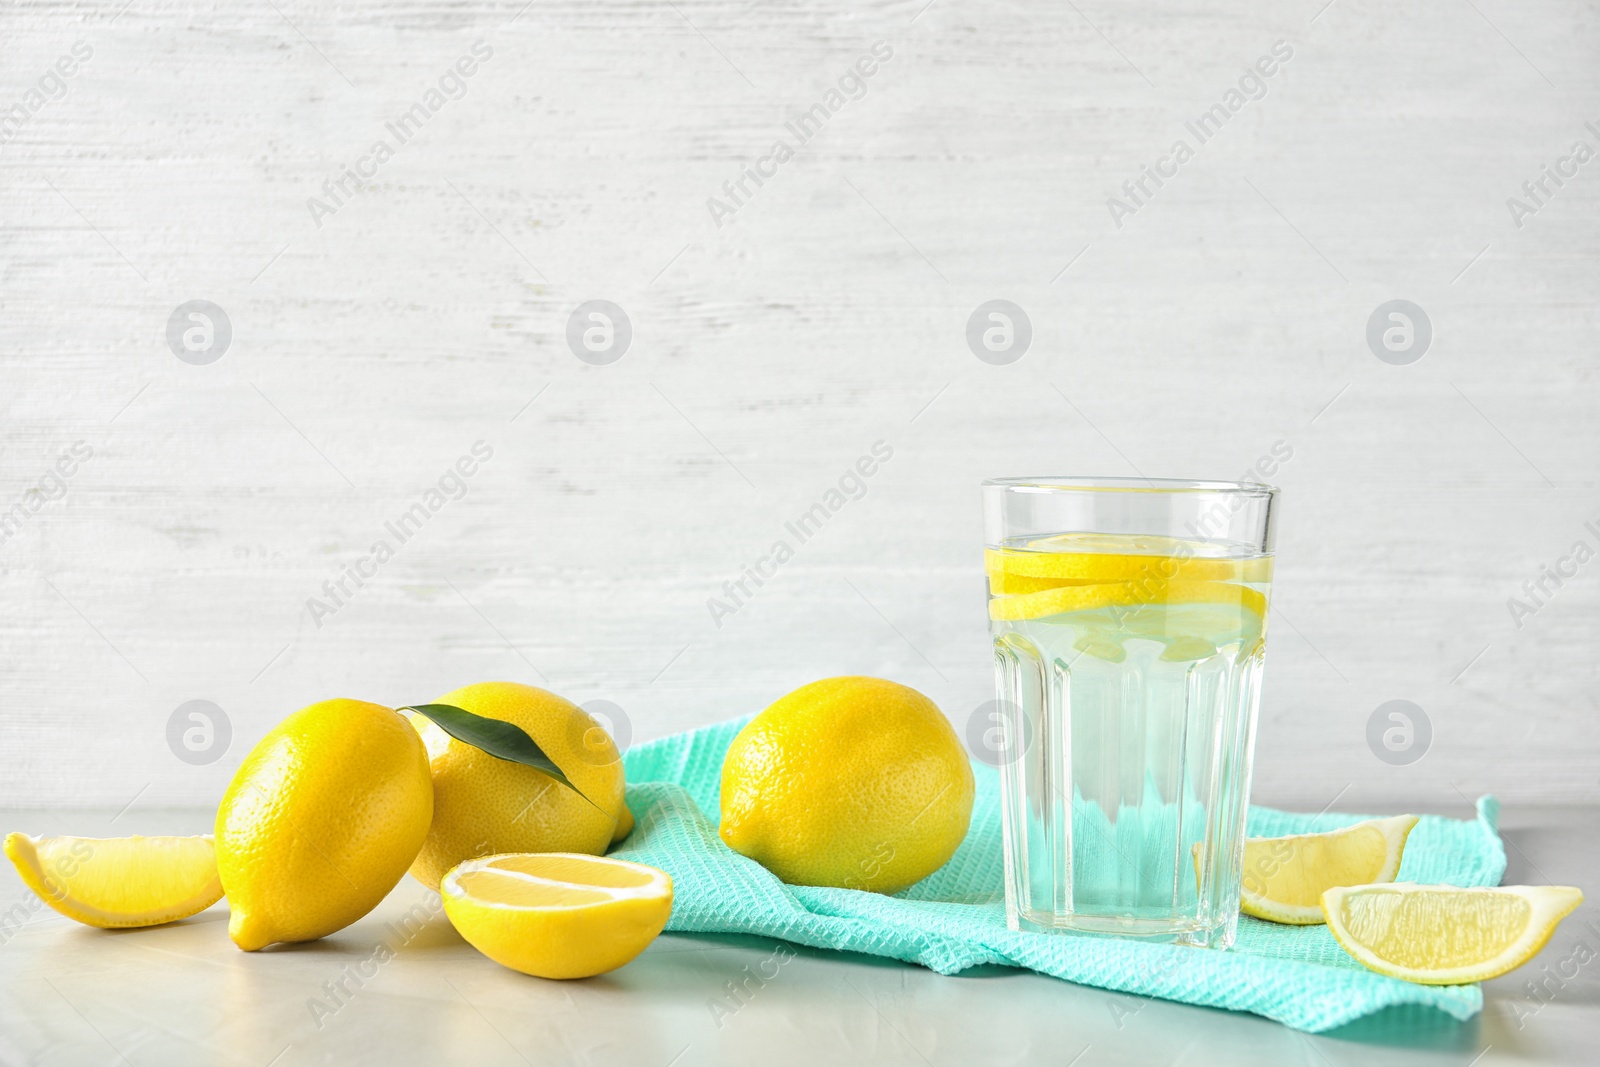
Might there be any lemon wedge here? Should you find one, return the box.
[1323,883,1584,985]
[1240,815,1417,924]
[4,833,223,929]
[441,853,673,979]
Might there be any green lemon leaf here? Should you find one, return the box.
[399,703,603,814]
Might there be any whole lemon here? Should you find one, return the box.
[215,698,433,951]
[719,676,974,894]
[407,682,627,890]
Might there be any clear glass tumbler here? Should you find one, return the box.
[983,478,1278,948]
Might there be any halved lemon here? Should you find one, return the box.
[1322,883,1584,985]
[441,853,673,979]
[1240,815,1417,924]
[4,833,224,929]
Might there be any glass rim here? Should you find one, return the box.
[983,476,1278,495]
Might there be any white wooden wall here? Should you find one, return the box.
[2,1,1596,812]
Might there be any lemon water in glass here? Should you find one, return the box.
[982,478,1277,949]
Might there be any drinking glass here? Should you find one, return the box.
[982,477,1277,948]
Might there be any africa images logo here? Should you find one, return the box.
[306,42,495,228]
[1504,119,1600,230]
[304,442,494,628]
[1105,40,1294,228]
[0,41,93,150]
[706,441,894,628]
[706,41,895,228]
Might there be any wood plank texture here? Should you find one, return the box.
[1,1,1596,808]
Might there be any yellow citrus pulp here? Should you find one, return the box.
[1238,815,1417,924]
[1322,883,1584,985]
[719,676,974,894]
[406,682,628,890]
[214,698,433,951]
[4,833,223,929]
[441,853,672,979]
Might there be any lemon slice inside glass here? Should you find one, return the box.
[441,852,673,979]
[1239,815,1417,925]
[987,578,1267,623]
[986,571,1101,595]
[4,832,223,929]
[986,538,1273,585]
[1322,883,1584,985]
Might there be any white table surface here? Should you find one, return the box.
[2,803,1594,1067]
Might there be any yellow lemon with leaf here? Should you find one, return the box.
[405,682,629,890]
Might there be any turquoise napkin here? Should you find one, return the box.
[612,716,1506,1034]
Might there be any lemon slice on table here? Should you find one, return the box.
[1239,815,1418,925]
[4,833,223,929]
[1323,883,1584,985]
[441,853,673,979]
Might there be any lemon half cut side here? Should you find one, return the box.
[4,833,223,929]
[1322,883,1584,985]
[441,853,673,980]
